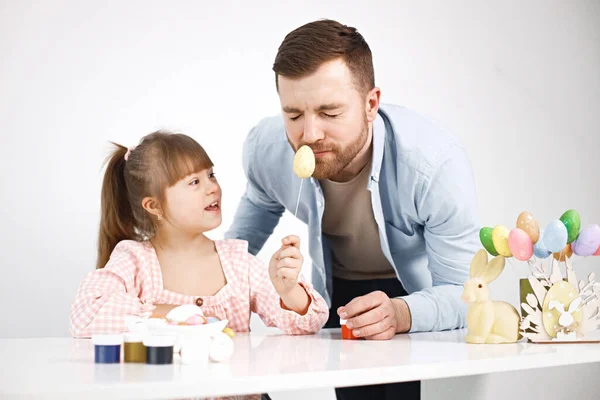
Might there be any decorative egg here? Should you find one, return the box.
[559,209,581,244]
[533,231,552,259]
[492,225,512,257]
[543,220,568,253]
[508,228,534,261]
[209,332,234,362]
[165,304,204,323]
[571,224,600,256]
[542,281,582,338]
[479,227,498,256]
[552,243,573,262]
[293,145,315,179]
[516,211,540,244]
[185,314,207,325]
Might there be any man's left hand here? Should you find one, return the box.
[337,291,411,340]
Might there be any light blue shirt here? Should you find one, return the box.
[225,103,481,332]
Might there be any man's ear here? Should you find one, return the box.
[365,87,381,122]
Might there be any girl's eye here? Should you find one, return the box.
[209,171,216,178]
[189,179,199,185]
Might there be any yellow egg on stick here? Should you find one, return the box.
[292,146,315,217]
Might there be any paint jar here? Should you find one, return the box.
[92,334,123,363]
[144,335,175,365]
[340,319,359,340]
[124,333,146,363]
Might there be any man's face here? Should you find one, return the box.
[278,59,373,180]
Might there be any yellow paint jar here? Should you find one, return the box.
[124,333,146,363]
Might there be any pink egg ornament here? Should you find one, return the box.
[185,314,207,325]
[508,228,534,261]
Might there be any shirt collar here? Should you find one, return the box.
[369,112,386,183]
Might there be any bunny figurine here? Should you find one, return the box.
[461,249,521,344]
[548,297,582,331]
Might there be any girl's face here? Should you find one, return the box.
[162,167,222,233]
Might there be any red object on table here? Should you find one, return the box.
[340,319,359,340]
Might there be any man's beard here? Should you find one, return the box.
[288,115,369,180]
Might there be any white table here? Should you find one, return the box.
[2,328,600,399]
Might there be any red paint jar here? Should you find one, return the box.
[340,318,358,340]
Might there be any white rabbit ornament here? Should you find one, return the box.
[461,249,522,344]
[548,297,582,329]
[542,279,583,338]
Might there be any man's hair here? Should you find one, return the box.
[273,19,375,95]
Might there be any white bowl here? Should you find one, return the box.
[145,318,229,337]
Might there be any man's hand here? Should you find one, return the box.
[337,291,411,340]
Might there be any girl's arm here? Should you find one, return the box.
[69,241,155,338]
[247,251,329,335]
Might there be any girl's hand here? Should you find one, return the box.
[269,235,303,297]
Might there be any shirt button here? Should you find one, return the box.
[195,297,203,306]
[317,201,323,208]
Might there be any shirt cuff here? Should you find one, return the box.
[401,293,435,333]
[279,282,315,316]
[276,282,328,334]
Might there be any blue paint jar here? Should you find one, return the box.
[92,334,123,363]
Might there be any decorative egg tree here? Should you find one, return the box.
[472,210,600,343]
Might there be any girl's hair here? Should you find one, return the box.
[97,130,213,269]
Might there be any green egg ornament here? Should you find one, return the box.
[479,227,498,256]
[559,209,581,244]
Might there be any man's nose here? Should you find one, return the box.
[303,115,324,143]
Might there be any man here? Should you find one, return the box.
[226,19,480,400]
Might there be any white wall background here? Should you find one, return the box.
[1,1,599,399]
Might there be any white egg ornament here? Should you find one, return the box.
[209,332,234,363]
[166,304,204,323]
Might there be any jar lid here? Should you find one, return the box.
[143,334,176,347]
[92,334,123,346]
[124,332,144,343]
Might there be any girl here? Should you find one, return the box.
[70,131,328,338]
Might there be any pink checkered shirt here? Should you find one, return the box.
[70,239,329,337]
[70,239,329,400]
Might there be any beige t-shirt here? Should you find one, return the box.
[320,160,397,280]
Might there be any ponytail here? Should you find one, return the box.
[96,143,135,269]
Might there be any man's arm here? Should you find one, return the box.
[401,143,481,332]
[224,125,285,255]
